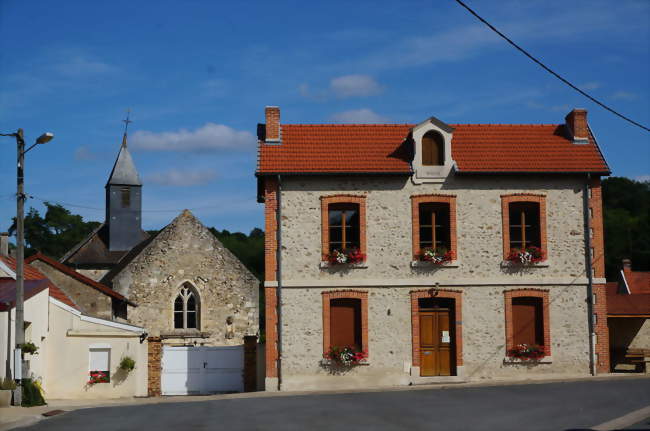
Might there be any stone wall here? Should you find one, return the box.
[279,284,590,391]
[609,318,650,350]
[30,260,113,319]
[77,269,110,282]
[111,210,259,346]
[278,174,590,283]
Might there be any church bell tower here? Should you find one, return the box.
[105,113,143,251]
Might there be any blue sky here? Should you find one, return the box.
[1,0,648,234]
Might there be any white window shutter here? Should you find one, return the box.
[89,348,110,371]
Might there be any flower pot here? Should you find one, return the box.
[0,389,12,407]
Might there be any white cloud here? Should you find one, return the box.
[53,56,117,77]
[611,91,638,101]
[635,175,650,183]
[329,108,390,124]
[330,74,382,98]
[581,81,602,91]
[130,123,255,152]
[74,146,96,161]
[145,168,217,187]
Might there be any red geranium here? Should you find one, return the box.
[327,248,366,265]
[507,246,544,264]
[88,370,110,384]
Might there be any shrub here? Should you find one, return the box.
[119,356,136,372]
[19,342,39,355]
[21,378,46,407]
[0,377,17,390]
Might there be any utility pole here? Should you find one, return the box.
[14,128,25,405]
[1,129,53,405]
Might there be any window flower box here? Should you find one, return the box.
[420,247,452,265]
[507,344,546,361]
[322,346,368,367]
[326,249,366,266]
[506,246,545,265]
[88,370,110,385]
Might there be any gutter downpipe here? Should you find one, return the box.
[584,172,596,376]
[276,175,283,390]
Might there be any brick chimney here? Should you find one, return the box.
[565,108,589,144]
[0,232,8,257]
[265,106,281,143]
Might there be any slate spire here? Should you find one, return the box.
[105,111,144,251]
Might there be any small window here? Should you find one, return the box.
[422,131,444,166]
[120,187,130,208]
[330,298,362,349]
[508,202,541,250]
[328,203,360,253]
[419,202,451,253]
[512,297,544,346]
[173,285,200,330]
[89,347,110,384]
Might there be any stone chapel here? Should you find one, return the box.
[59,130,259,346]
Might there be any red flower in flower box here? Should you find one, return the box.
[327,248,366,265]
[88,370,110,384]
[507,246,544,265]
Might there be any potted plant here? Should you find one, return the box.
[323,346,368,367]
[420,247,452,264]
[118,356,136,373]
[0,378,16,407]
[506,246,544,265]
[19,342,39,356]
[508,344,545,361]
[327,248,365,265]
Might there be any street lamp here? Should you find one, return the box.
[0,128,54,405]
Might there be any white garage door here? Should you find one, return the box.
[161,345,244,395]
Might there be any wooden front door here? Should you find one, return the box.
[419,309,453,376]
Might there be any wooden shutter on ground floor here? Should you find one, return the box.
[330,298,362,349]
[512,297,544,346]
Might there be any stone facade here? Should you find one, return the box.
[110,210,259,346]
[266,174,602,390]
[30,260,113,320]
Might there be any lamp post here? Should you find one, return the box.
[1,129,54,405]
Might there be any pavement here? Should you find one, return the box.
[1,375,649,431]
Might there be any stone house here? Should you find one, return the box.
[256,106,611,391]
[57,131,260,395]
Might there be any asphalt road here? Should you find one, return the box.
[19,378,650,431]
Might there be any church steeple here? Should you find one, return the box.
[105,111,144,251]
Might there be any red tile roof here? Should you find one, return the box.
[256,123,609,174]
[25,253,134,305]
[625,271,650,294]
[0,256,78,310]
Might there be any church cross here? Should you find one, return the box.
[122,109,132,135]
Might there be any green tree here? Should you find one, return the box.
[9,203,100,259]
[209,227,264,280]
[602,177,650,279]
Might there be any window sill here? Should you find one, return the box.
[411,260,459,269]
[320,359,370,367]
[160,330,212,339]
[500,260,550,268]
[503,356,553,364]
[320,261,368,269]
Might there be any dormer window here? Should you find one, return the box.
[422,131,444,166]
[412,116,455,184]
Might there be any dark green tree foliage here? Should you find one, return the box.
[209,227,264,280]
[602,177,650,279]
[10,203,100,259]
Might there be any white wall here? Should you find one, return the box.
[43,301,148,399]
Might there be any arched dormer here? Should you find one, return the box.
[173,282,200,330]
[412,116,455,184]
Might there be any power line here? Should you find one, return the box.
[28,194,229,214]
[454,0,650,132]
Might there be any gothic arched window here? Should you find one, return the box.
[173,284,199,329]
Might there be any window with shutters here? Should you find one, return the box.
[329,299,362,349]
[173,283,200,330]
[320,195,367,262]
[89,347,111,383]
[322,290,369,356]
[501,194,547,261]
[422,131,444,166]
[504,290,550,357]
[411,195,457,261]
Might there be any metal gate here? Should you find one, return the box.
[161,345,244,395]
